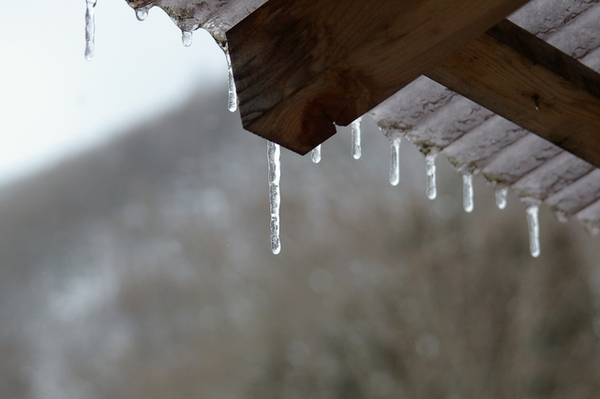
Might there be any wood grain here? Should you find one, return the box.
[226,0,529,154]
[426,20,600,169]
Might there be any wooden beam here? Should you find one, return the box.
[426,19,600,169]
[227,0,529,154]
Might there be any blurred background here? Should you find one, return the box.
[1,2,600,399]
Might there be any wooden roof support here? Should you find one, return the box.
[227,0,529,154]
[426,19,600,169]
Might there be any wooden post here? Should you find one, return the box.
[426,20,600,169]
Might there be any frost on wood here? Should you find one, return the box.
[124,0,268,44]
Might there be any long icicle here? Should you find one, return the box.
[425,154,437,200]
[495,186,508,210]
[267,141,281,254]
[389,136,401,186]
[84,0,97,61]
[462,174,474,213]
[224,43,238,112]
[526,204,540,258]
[311,145,322,164]
[351,117,362,159]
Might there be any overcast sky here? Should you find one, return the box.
[0,0,226,185]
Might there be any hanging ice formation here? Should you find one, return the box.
[135,5,150,21]
[267,141,282,255]
[526,204,540,258]
[351,117,362,160]
[389,136,401,186]
[223,44,238,113]
[84,0,97,60]
[462,174,474,213]
[425,154,437,200]
[495,186,508,210]
[182,30,193,47]
[311,145,322,164]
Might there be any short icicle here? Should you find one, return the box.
[182,30,193,47]
[267,141,282,255]
[311,145,322,164]
[135,6,150,21]
[351,117,362,160]
[526,204,541,258]
[495,186,508,210]
[425,154,437,200]
[389,136,401,186]
[224,44,238,112]
[462,174,474,213]
[84,0,97,61]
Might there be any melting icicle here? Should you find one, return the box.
[84,0,97,61]
[425,154,437,200]
[311,145,322,164]
[224,45,238,112]
[182,30,193,47]
[526,204,540,258]
[495,186,508,210]
[351,117,362,160]
[462,174,474,213]
[267,141,281,255]
[135,6,150,21]
[389,136,401,186]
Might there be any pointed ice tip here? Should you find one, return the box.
[182,31,193,47]
[135,8,149,21]
[495,187,508,210]
[311,145,322,164]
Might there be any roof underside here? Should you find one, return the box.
[370,0,600,234]
[127,0,600,235]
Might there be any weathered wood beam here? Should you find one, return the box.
[227,0,529,154]
[426,19,600,169]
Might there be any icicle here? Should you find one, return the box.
[267,141,281,255]
[462,174,474,213]
[223,44,238,112]
[135,6,150,21]
[389,136,401,186]
[84,0,97,61]
[495,186,508,210]
[311,145,322,164]
[526,204,540,258]
[351,117,362,160]
[425,154,437,200]
[182,30,193,47]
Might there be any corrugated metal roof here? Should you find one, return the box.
[370,0,600,234]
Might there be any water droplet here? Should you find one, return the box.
[425,154,437,200]
[462,174,474,213]
[223,43,238,112]
[311,145,322,164]
[495,186,507,210]
[182,30,193,47]
[84,0,97,61]
[267,141,281,254]
[526,204,540,258]
[389,136,401,186]
[135,6,150,21]
[351,117,362,160]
